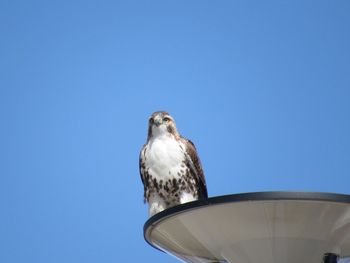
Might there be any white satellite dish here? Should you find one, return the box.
[144,192,350,263]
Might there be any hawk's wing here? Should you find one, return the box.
[180,137,208,199]
[139,144,148,202]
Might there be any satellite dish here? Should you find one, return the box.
[144,192,350,263]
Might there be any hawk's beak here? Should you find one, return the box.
[154,116,163,127]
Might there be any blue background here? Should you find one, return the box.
[1,1,350,262]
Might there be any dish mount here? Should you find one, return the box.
[144,192,350,263]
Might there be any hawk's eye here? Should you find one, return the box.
[149,118,154,123]
[163,117,170,123]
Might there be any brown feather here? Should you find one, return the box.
[180,137,208,199]
[139,144,148,202]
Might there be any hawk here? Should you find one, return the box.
[139,111,208,217]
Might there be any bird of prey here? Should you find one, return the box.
[139,111,207,217]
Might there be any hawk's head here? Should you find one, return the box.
[147,111,179,140]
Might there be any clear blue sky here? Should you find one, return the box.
[1,1,350,262]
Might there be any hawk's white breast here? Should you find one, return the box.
[145,135,185,181]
